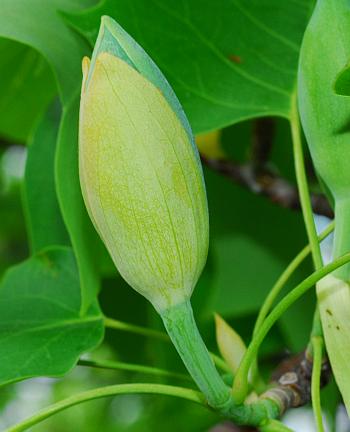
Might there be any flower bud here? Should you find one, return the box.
[79,16,209,312]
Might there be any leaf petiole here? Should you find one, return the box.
[290,92,323,271]
[6,384,205,432]
[104,316,168,341]
[104,315,231,373]
[311,336,325,432]
[77,358,192,382]
[253,221,334,334]
[251,221,334,390]
[232,251,350,403]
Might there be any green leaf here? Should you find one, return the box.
[0,185,28,276]
[0,0,117,310]
[334,62,350,96]
[56,94,110,313]
[0,247,104,386]
[0,0,93,105]
[0,38,56,142]
[65,0,313,132]
[23,102,70,252]
[0,1,117,308]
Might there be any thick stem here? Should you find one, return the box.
[161,300,232,410]
[161,300,282,426]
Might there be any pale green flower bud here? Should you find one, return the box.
[79,16,209,313]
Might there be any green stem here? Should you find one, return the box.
[311,336,325,432]
[251,222,334,390]
[77,358,191,382]
[104,316,168,341]
[333,198,350,281]
[161,300,282,426]
[290,93,323,271]
[232,252,350,404]
[310,307,323,339]
[6,384,205,432]
[253,222,334,335]
[160,300,231,409]
[104,316,231,373]
[291,92,324,353]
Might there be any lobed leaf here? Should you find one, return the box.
[0,0,106,309]
[0,247,104,386]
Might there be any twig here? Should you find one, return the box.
[201,156,333,218]
[268,350,330,412]
[201,117,333,218]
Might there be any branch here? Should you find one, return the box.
[268,349,330,410]
[201,155,333,218]
[201,117,333,218]
[209,348,330,432]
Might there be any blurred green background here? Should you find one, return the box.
[0,0,343,431]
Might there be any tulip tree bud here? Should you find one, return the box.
[79,16,209,313]
[79,17,232,410]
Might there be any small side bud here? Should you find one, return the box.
[215,313,246,374]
